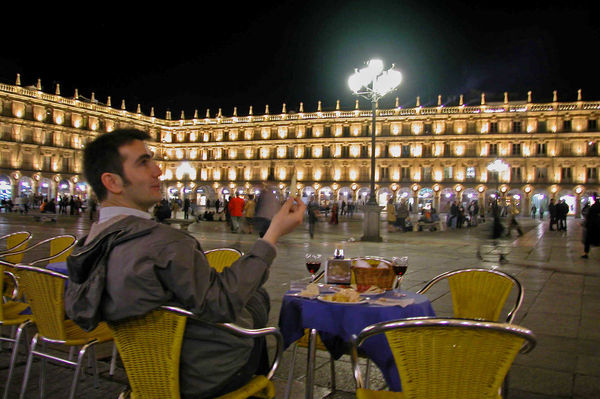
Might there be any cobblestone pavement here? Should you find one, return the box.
[1,210,599,398]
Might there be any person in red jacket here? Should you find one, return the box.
[228,193,245,233]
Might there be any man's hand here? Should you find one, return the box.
[262,196,306,246]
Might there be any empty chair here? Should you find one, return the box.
[0,231,32,264]
[351,318,536,399]
[108,305,283,399]
[2,234,76,267]
[14,264,114,399]
[204,247,243,272]
[1,261,33,399]
[417,268,523,323]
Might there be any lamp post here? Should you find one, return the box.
[348,59,402,241]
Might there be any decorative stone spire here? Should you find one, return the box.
[282,103,286,113]
[481,92,486,105]
[151,107,155,117]
[317,101,322,111]
[437,94,442,106]
[578,89,582,101]
[166,110,172,120]
[121,99,126,110]
[265,104,269,114]
[74,89,79,99]
[553,90,558,102]
[107,96,112,107]
[205,109,210,118]
[395,97,399,108]
[15,74,21,86]
[527,91,532,103]
[55,83,61,96]
[217,108,222,118]
[504,92,508,104]
[459,94,464,106]
[249,106,253,115]
[299,102,304,112]
[233,107,237,117]
[193,109,198,119]
[91,92,96,102]
[180,110,185,119]
[416,96,420,107]
[355,99,359,109]
[36,79,42,90]
[336,100,340,110]
[137,104,141,114]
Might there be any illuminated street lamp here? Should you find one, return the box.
[349,59,402,241]
[487,159,510,199]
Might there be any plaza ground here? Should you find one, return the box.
[1,210,599,398]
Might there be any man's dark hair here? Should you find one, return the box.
[84,129,151,201]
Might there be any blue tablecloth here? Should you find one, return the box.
[47,261,68,275]
[278,289,435,391]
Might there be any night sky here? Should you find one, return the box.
[1,1,598,118]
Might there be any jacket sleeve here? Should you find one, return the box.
[154,235,276,323]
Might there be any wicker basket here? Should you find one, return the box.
[351,257,396,290]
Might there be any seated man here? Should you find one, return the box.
[65,129,305,399]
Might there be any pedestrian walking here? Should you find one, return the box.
[307,197,320,239]
[243,194,256,234]
[531,205,537,219]
[548,199,557,230]
[557,199,568,231]
[506,203,523,237]
[582,193,600,259]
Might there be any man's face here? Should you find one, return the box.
[117,140,163,211]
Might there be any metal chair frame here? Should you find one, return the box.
[417,268,524,323]
[13,264,114,399]
[351,317,536,397]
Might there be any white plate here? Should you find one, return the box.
[316,295,367,305]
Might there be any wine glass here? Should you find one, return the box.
[305,253,322,281]
[391,256,408,295]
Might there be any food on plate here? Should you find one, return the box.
[322,288,361,303]
[300,283,320,297]
[354,284,385,294]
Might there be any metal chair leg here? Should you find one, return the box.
[2,320,31,399]
[283,343,298,399]
[19,334,39,399]
[109,343,118,376]
[69,341,95,399]
[39,340,48,399]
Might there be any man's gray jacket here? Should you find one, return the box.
[65,215,276,398]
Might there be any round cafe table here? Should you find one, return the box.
[278,289,435,397]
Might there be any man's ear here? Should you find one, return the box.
[100,172,124,195]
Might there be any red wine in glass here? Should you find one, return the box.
[306,261,321,275]
[392,265,408,276]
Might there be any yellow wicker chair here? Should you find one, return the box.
[2,234,77,267]
[13,264,114,399]
[417,268,523,323]
[108,305,283,399]
[1,261,33,399]
[0,231,32,264]
[204,247,243,272]
[350,318,536,399]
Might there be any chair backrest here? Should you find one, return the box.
[204,248,243,272]
[351,318,536,399]
[417,268,523,323]
[108,306,284,399]
[0,231,32,264]
[108,307,188,399]
[13,264,68,340]
[29,234,77,265]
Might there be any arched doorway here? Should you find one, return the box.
[18,176,34,198]
[357,187,370,205]
[439,188,456,213]
[417,188,434,211]
[0,175,12,202]
[558,189,576,215]
[302,186,316,204]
